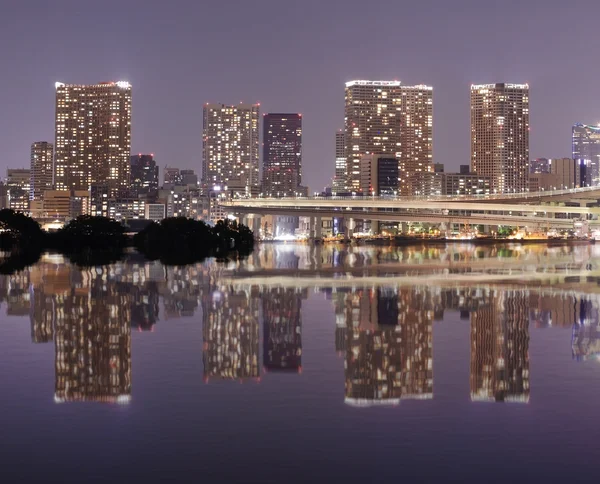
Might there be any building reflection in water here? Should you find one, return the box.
[202,286,260,381]
[31,262,132,403]
[470,290,530,403]
[4,247,600,404]
[262,287,306,372]
[337,287,433,406]
[572,299,600,361]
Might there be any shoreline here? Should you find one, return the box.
[263,237,594,247]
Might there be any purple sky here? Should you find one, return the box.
[1,0,599,192]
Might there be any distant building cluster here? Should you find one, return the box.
[329,79,600,204]
[0,82,307,227]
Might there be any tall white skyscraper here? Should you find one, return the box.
[470,83,530,193]
[344,80,433,194]
[202,103,260,192]
[54,81,132,194]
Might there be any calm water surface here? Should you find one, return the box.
[1,243,600,483]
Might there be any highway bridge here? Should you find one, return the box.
[221,186,600,232]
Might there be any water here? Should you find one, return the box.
[1,244,600,483]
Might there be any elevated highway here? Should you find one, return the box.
[221,187,600,230]
[225,197,600,215]
[227,205,590,229]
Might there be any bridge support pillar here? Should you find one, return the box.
[371,220,380,235]
[344,218,355,239]
[252,215,261,238]
[314,216,322,239]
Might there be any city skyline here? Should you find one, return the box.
[2,1,599,193]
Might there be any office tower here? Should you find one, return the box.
[130,154,159,192]
[398,85,434,194]
[442,172,491,196]
[0,182,6,209]
[359,154,399,196]
[262,113,302,197]
[344,80,433,194]
[54,81,132,193]
[470,83,530,193]
[572,124,600,186]
[408,171,442,197]
[528,157,588,192]
[262,288,304,372]
[470,290,530,403]
[30,141,54,201]
[163,167,181,186]
[202,103,260,192]
[530,158,550,174]
[6,168,31,212]
[180,169,198,186]
[333,130,347,193]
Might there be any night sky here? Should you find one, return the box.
[1,0,599,192]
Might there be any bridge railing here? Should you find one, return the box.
[222,185,599,205]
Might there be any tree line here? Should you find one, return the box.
[0,209,254,272]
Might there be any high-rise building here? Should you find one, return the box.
[572,124,600,186]
[398,85,434,195]
[30,141,54,201]
[54,81,132,193]
[344,80,433,194]
[6,168,31,212]
[359,154,399,196]
[530,158,550,174]
[333,130,347,193]
[470,83,530,193]
[163,167,181,186]
[262,113,302,197]
[202,103,260,192]
[442,172,491,196]
[130,154,159,193]
[528,157,588,192]
[180,169,198,186]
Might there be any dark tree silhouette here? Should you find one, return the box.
[134,217,254,265]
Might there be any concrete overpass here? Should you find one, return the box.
[221,187,600,234]
[227,205,587,229]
